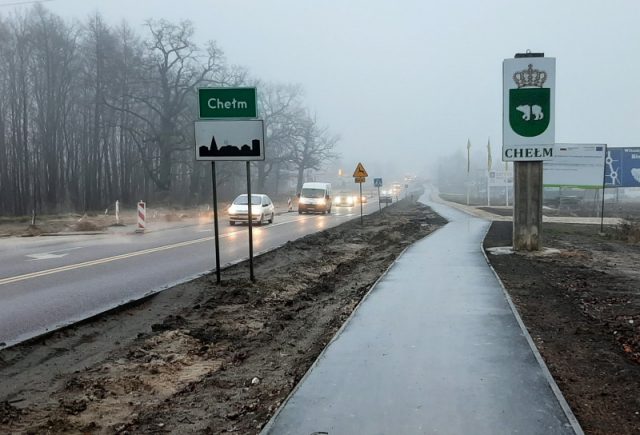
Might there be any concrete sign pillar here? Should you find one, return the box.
[513,161,543,250]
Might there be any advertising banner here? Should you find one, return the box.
[543,144,606,189]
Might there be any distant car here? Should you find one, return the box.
[334,192,356,207]
[379,190,393,204]
[228,194,275,225]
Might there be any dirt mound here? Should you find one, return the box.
[72,221,103,232]
[0,401,22,425]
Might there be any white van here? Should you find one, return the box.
[298,182,332,214]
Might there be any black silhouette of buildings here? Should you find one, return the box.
[199,135,261,158]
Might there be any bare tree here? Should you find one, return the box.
[109,19,224,195]
[288,112,339,193]
[0,7,341,216]
[255,82,305,193]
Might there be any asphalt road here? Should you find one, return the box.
[0,202,381,347]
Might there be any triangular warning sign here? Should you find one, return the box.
[353,162,368,178]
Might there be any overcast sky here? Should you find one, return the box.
[4,0,640,178]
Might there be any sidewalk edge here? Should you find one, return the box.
[260,223,446,434]
[480,224,585,435]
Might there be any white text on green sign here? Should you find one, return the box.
[199,88,257,119]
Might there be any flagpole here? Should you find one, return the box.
[487,138,492,206]
[466,139,471,206]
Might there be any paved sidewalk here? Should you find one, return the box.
[262,192,582,435]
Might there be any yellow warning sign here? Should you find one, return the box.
[353,162,368,178]
[354,176,366,183]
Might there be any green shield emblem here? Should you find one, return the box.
[509,88,550,137]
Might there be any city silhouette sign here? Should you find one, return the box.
[195,120,265,161]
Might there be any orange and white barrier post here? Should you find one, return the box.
[287,197,293,212]
[136,201,146,233]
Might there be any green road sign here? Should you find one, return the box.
[502,57,555,161]
[509,88,550,137]
[198,87,257,119]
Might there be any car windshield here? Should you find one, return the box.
[233,195,261,205]
[301,188,325,198]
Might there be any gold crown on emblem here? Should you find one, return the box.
[513,64,547,88]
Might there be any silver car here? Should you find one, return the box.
[228,194,275,226]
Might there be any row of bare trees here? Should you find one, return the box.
[0,6,338,216]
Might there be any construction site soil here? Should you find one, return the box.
[485,221,640,435]
[0,199,445,434]
[5,198,639,434]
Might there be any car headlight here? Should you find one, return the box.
[318,198,326,205]
[335,196,342,202]
[347,197,353,204]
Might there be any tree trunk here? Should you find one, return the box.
[296,164,305,193]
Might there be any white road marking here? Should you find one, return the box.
[2,216,316,286]
[26,247,83,261]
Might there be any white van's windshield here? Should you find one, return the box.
[301,188,325,198]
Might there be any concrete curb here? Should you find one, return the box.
[41,231,108,236]
[480,224,584,435]
[260,222,444,434]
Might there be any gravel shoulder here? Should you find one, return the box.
[0,199,445,434]
[484,221,640,435]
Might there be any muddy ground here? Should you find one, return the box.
[485,221,640,435]
[0,208,204,237]
[0,199,445,434]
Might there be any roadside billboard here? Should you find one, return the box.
[543,144,606,189]
[604,147,640,187]
[488,170,513,188]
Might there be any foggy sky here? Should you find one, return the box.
[4,0,640,178]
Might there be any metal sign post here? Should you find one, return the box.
[211,162,221,283]
[359,182,364,224]
[374,178,382,212]
[246,161,255,282]
[353,163,368,225]
[600,145,608,234]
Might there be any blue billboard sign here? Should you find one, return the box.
[604,147,640,187]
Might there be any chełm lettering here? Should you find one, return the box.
[504,147,553,159]
[207,98,248,110]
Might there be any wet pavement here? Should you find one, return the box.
[262,191,581,435]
